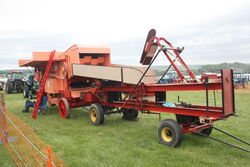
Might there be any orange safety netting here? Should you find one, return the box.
[0,94,66,167]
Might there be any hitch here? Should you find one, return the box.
[194,126,250,153]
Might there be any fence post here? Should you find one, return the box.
[46,146,52,167]
[0,93,8,144]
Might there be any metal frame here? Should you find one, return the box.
[18,31,236,136]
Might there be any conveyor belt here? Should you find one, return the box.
[72,64,154,84]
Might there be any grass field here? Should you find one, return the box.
[0,88,250,167]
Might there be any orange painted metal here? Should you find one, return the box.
[0,93,66,167]
[33,50,56,119]
[18,37,234,131]
[19,45,111,107]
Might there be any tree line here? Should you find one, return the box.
[153,62,250,76]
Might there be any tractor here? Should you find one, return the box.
[234,72,248,88]
[5,71,25,94]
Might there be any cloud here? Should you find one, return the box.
[0,0,250,69]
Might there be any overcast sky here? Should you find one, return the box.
[0,0,250,70]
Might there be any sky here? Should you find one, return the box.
[0,0,250,70]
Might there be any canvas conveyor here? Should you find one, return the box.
[72,64,155,85]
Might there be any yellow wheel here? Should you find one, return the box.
[161,127,173,142]
[157,119,183,147]
[90,108,97,123]
[89,103,104,126]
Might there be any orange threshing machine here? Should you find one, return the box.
[19,29,237,148]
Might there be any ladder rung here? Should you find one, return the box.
[32,50,56,119]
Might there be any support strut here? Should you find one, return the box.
[213,127,250,146]
[194,127,250,153]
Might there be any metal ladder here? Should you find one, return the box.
[32,50,56,119]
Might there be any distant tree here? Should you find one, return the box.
[152,62,250,77]
[198,62,250,73]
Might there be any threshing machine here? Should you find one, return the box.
[19,29,236,148]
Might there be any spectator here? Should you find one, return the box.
[22,96,48,113]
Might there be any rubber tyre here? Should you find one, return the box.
[89,103,104,126]
[176,114,199,124]
[199,126,213,136]
[122,109,138,120]
[157,119,183,147]
[15,81,23,93]
[58,98,70,119]
[23,84,29,98]
[28,90,33,99]
[176,114,213,136]
[6,82,13,94]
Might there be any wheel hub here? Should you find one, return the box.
[161,127,173,142]
[90,109,97,122]
[59,101,66,118]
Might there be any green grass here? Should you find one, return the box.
[0,90,250,167]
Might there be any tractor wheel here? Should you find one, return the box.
[122,109,138,121]
[89,103,104,126]
[58,98,70,119]
[6,82,13,94]
[157,119,183,147]
[15,81,23,93]
[28,90,33,99]
[23,84,29,98]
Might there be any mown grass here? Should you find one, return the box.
[0,88,250,167]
